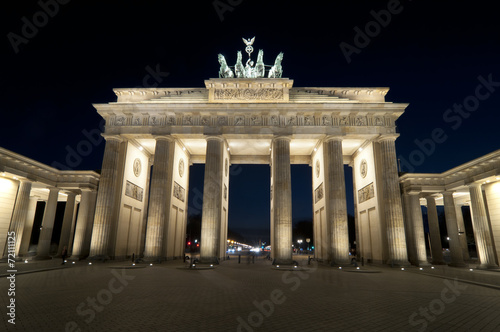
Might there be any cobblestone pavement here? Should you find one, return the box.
[1,256,500,332]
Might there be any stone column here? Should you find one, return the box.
[200,137,224,264]
[408,194,429,266]
[468,183,498,269]
[377,136,409,266]
[454,204,470,261]
[425,196,445,265]
[442,192,466,267]
[19,195,39,256]
[3,180,32,258]
[144,136,175,261]
[70,190,97,260]
[323,136,350,265]
[402,194,416,265]
[35,187,60,259]
[67,199,79,254]
[271,137,293,265]
[56,192,76,256]
[89,136,123,259]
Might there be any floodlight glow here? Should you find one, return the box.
[89,262,92,265]
[419,268,423,270]
[24,260,28,263]
[470,268,473,272]
[150,263,153,266]
[431,266,435,269]
[401,268,405,271]
[356,267,360,270]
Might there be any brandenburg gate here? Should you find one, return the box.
[87,40,410,266]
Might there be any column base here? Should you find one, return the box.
[68,255,88,261]
[198,257,219,265]
[387,260,411,267]
[272,258,295,266]
[416,261,432,267]
[32,255,52,261]
[87,255,111,262]
[431,260,447,265]
[477,263,499,270]
[447,262,467,268]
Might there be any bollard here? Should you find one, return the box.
[308,256,311,265]
[252,255,255,264]
[132,253,135,263]
[238,254,241,264]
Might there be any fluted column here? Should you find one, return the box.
[408,194,429,266]
[89,136,124,259]
[402,194,416,265]
[426,196,445,265]
[57,192,76,256]
[35,187,60,259]
[19,195,39,256]
[323,136,350,265]
[3,180,32,258]
[67,199,79,254]
[454,204,470,261]
[377,136,409,266]
[468,183,498,269]
[144,136,175,261]
[200,137,224,264]
[271,137,293,265]
[70,190,97,260]
[442,192,466,267]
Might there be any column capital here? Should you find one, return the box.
[468,182,483,189]
[272,136,291,143]
[205,135,224,142]
[154,135,175,142]
[375,134,400,142]
[441,191,455,197]
[324,135,343,143]
[102,134,124,142]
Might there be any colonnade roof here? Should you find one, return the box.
[400,149,500,204]
[0,147,100,198]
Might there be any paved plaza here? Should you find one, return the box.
[1,256,500,332]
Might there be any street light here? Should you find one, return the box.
[297,239,303,254]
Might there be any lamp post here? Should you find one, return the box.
[297,239,303,255]
[306,238,311,251]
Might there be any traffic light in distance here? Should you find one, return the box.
[196,243,199,247]
[187,241,191,246]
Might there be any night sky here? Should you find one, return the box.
[2,1,499,241]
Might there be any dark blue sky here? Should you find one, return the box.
[2,1,499,240]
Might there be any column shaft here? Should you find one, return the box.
[378,138,409,265]
[70,190,97,260]
[272,137,293,265]
[323,137,349,265]
[3,181,32,258]
[57,193,76,256]
[144,137,175,260]
[89,136,123,259]
[469,184,498,269]
[200,137,224,263]
[426,196,445,264]
[442,192,466,267]
[35,187,60,259]
[408,194,429,266]
[19,196,38,256]
[455,204,470,261]
[402,194,416,265]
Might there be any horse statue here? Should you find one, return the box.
[268,52,284,78]
[218,54,234,78]
[235,51,245,78]
[254,49,265,78]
